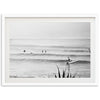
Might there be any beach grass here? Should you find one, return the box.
[55,57,78,78]
[55,65,77,78]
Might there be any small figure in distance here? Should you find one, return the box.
[23,50,26,53]
[45,50,47,53]
[42,50,44,53]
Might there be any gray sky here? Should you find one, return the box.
[6,18,90,39]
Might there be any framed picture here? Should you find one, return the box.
[1,14,98,86]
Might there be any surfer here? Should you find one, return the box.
[23,50,26,53]
[42,50,47,54]
[66,57,72,63]
[42,50,44,53]
[66,57,72,78]
[45,50,47,53]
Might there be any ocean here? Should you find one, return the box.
[9,39,90,78]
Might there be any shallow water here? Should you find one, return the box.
[10,56,90,78]
[9,39,90,78]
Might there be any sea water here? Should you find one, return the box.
[10,39,90,78]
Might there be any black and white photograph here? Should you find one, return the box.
[2,16,96,85]
[8,18,90,78]
[0,1,99,100]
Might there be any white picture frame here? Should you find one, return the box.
[1,14,98,86]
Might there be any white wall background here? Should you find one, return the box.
[0,0,99,100]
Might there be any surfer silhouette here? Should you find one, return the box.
[66,57,72,78]
[42,50,47,54]
[23,50,26,53]
[45,50,47,53]
[42,50,43,53]
[67,57,72,62]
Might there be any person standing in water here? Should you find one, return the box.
[66,57,72,78]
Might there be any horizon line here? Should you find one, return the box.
[10,37,90,40]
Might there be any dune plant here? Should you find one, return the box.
[55,57,77,78]
[55,65,77,78]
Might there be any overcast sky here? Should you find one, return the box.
[6,18,90,39]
